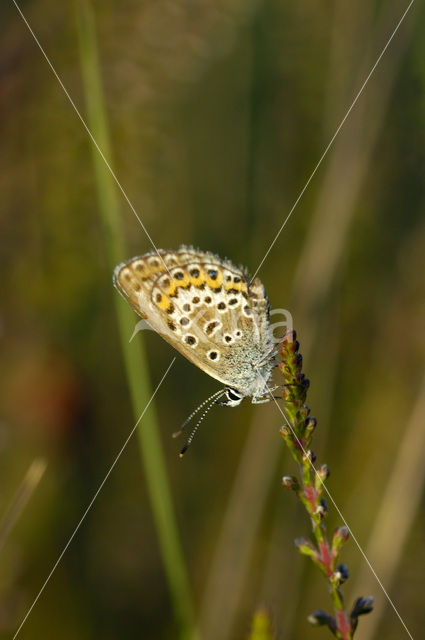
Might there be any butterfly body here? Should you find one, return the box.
[114,246,275,404]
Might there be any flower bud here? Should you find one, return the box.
[331,526,350,558]
[303,449,316,464]
[294,537,318,561]
[315,498,328,520]
[281,386,291,400]
[280,425,291,439]
[282,475,299,491]
[314,464,330,492]
[280,364,292,378]
[281,331,297,353]
[304,415,316,436]
[299,405,310,419]
[307,610,336,632]
[284,329,297,343]
[351,596,374,619]
[318,464,330,479]
[295,372,306,386]
[333,564,349,584]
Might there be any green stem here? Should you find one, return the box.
[75,2,197,637]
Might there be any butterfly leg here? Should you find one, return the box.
[251,396,273,404]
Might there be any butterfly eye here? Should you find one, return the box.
[220,388,243,407]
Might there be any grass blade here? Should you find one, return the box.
[75,2,197,636]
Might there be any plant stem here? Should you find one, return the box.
[279,330,372,638]
[75,2,197,637]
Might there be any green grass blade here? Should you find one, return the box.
[75,2,197,637]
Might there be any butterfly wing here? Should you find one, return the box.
[114,247,272,391]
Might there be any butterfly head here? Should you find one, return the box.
[218,387,245,407]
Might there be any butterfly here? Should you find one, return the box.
[113,247,276,451]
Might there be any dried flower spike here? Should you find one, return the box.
[279,330,373,639]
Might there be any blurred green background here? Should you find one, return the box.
[1,1,424,639]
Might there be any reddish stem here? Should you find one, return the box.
[318,541,333,577]
[335,609,351,640]
[303,485,318,511]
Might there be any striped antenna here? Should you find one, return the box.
[178,390,226,458]
[172,389,225,439]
